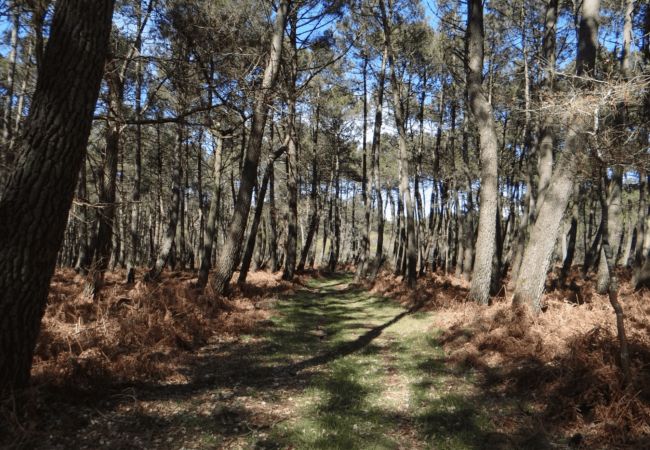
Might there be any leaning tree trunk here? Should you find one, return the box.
[210,0,289,295]
[0,0,114,394]
[238,147,285,284]
[513,0,599,312]
[466,0,499,304]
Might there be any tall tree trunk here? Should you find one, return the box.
[269,160,280,272]
[513,0,600,312]
[380,0,417,288]
[298,155,320,272]
[0,0,114,393]
[126,2,145,283]
[197,132,225,288]
[239,147,285,284]
[146,127,183,281]
[466,0,499,304]
[356,54,371,280]
[210,0,289,295]
[91,68,123,294]
[371,44,388,276]
[597,170,631,384]
[327,153,341,272]
[282,10,299,281]
[75,159,92,274]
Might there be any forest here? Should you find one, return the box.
[1,0,650,448]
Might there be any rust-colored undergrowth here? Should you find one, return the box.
[32,269,297,388]
[370,269,650,448]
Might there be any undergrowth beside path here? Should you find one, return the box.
[4,271,583,449]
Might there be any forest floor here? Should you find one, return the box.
[2,270,650,449]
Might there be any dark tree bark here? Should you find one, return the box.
[210,0,289,294]
[0,0,114,393]
[466,0,499,304]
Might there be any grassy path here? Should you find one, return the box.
[253,274,490,449]
[29,273,497,450]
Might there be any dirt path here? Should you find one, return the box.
[29,274,497,449]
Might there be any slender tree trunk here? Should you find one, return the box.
[328,153,341,272]
[597,170,631,384]
[380,0,417,288]
[269,160,280,272]
[466,0,499,304]
[210,0,289,295]
[298,155,320,272]
[0,10,19,182]
[146,127,183,281]
[197,133,225,288]
[239,147,285,284]
[0,0,114,393]
[596,169,623,293]
[559,199,579,284]
[91,69,123,294]
[75,159,91,274]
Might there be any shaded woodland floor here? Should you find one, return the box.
[2,270,650,449]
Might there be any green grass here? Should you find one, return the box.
[254,273,492,450]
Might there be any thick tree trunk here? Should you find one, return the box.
[0,0,114,393]
[512,0,599,313]
[210,0,288,294]
[466,0,499,304]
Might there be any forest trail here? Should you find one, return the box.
[31,273,503,450]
